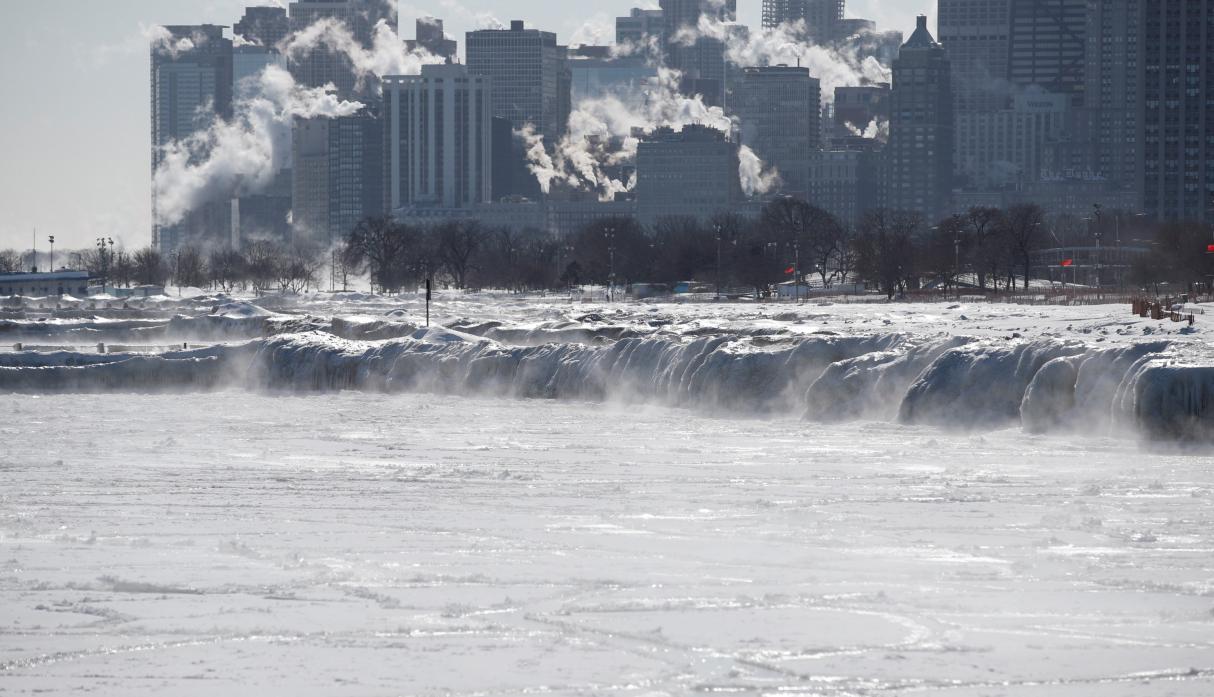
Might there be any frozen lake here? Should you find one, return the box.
[2,392,1213,695]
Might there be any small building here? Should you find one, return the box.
[0,271,90,297]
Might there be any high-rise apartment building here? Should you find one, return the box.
[382,65,493,212]
[937,0,1011,111]
[234,6,290,47]
[659,0,736,107]
[291,109,384,244]
[761,0,844,41]
[1007,0,1086,106]
[1084,0,1140,199]
[466,21,571,144]
[287,0,397,100]
[884,16,953,220]
[734,66,821,198]
[150,25,233,253]
[635,125,744,224]
[1142,0,1214,223]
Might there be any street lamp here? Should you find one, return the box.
[48,236,55,272]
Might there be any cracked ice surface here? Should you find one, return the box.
[2,392,1213,695]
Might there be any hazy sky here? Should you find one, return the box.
[0,0,932,251]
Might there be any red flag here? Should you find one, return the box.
[785,266,796,275]
[1206,245,1214,254]
[1061,259,1074,267]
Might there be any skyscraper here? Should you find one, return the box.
[382,65,493,212]
[1007,0,1086,106]
[884,15,953,220]
[150,25,233,253]
[405,17,457,62]
[1142,0,1213,223]
[937,0,1011,111]
[287,0,397,100]
[659,0,736,107]
[1084,0,1140,198]
[234,6,290,48]
[734,66,821,198]
[466,21,571,144]
[761,0,844,41]
[291,109,384,244]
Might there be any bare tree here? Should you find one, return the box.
[132,248,170,287]
[435,221,485,289]
[208,248,247,292]
[1000,203,1046,291]
[173,247,208,289]
[0,249,23,273]
[854,209,922,300]
[344,216,422,294]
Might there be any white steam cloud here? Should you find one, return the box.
[522,16,892,200]
[154,66,364,226]
[280,19,442,92]
[153,19,443,226]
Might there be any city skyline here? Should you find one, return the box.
[0,0,928,250]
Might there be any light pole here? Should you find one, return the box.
[793,236,801,303]
[714,223,723,301]
[48,236,55,272]
[604,226,616,302]
[1092,204,1103,296]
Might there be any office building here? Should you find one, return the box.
[833,84,889,140]
[761,0,844,41]
[1084,0,1140,200]
[382,65,494,212]
[955,89,1069,188]
[1007,0,1086,106]
[405,17,457,62]
[660,0,736,107]
[234,6,290,47]
[287,0,397,100]
[292,109,384,244]
[233,45,287,100]
[809,144,881,228]
[734,66,821,198]
[616,8,664,49]
[884,15,953,220]
[150,25,234,253]
[466,21,571,144]
[937,0,1011,111]
[635,125,744,223]
[569,47,659,103]
[1142,0,1214,223]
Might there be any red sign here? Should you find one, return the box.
[1061,259,1074,267]
[1206,244,1214,254]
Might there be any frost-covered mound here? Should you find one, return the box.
[2,324,1211,443]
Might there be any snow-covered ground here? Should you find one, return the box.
[2,393,1213,695]
[2,293,1214,694]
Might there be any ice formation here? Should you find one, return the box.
[2,313,1209,443]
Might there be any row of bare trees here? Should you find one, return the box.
[341,201,1057,298]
